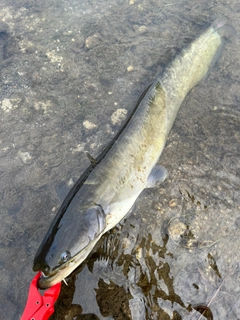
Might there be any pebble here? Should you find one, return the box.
[1,99,13,112]
[127,65,134,72]
[83,120,97,130]
[46,50,63,63]
[169,199,177,207]
[18,151,32,164]
[1,98,20,112]
[111,108,127,126]
[85,34,101,49]
[138,25,147,33]
[168,219,187,241]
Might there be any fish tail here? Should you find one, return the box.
[211,17,236,39]
[204,17,235,70]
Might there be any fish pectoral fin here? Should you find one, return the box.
[146,165,168,188]
[85,151,98,164]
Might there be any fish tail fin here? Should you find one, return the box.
[211,17,236,39]
[207,17,235,69]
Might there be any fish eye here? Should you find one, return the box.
[60,250,71,264]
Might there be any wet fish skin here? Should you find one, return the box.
[33,18,232,289]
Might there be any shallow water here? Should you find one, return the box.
[0,0,239,319]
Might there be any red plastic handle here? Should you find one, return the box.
[21,272,61,320]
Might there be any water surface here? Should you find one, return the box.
[0,0,239,319]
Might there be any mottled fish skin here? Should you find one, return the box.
[33,18,232,289]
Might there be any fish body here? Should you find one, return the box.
[33,18,232,288]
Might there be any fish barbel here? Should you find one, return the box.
[33,18,233,288]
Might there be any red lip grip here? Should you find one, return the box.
[21,272,61,320]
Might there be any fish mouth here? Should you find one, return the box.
[38,259,76,289]
[37,233,103,289]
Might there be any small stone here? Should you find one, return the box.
[1,99,13,112]
[111,108,127,126]
[83,120,97,130]
[34,100,52,114]
[169,199,177,207]
[67,178,74,187]
[168,219,187,241]
[138,25,147,33]
[154,203,162,211]
[18,151,32,164]
[85,34,101,49]
[46,50,63,63]
[127,65,134,72]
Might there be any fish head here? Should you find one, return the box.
[33,204,106,288]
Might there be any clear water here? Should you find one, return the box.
[0,0,239,319]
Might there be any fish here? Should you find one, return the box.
[33,17,233,289]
